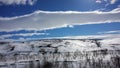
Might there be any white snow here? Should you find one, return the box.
[0,39,120,68]
[9,42,32,52]
[100,38,120,45]
[0,38,120,54]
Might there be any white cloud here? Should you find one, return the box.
[50,34,120,39]
[10,34,118,41]
[104,0,117,7]
[0,32,49,39]
[111,7,120,12]
[104,0,117,4]
[98,30,120,34]
[110,0,117,4]
[3,34,120,41]
[96,0,102,3]
[0,10,120,32]
[100,38,120,45]
[0,0,37,5]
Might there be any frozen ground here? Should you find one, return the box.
[0,39,120,68]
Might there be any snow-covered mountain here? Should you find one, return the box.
[0,39,120,68]
[0,39,120,54]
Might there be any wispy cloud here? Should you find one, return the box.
[110,0,117,4]
[96,0,117,4]
[104,0,117,7]
[0,32,49,39]
[17,34,120,40]
[0,0,37,5]
[98,30,120,34]
[96,0,102,3]
[51,34,120,39]
[0,9,120,32]
[1,34,120,41]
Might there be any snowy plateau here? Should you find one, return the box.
[0,39,120,68]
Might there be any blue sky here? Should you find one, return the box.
[0,0,120,41]
[0,0,120,17]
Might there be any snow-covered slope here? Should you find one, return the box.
[0,39,120,54]
[0,39,120,68]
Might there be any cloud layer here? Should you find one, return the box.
[0,9,120,32]
[0,0,37,5]
[0,32,49,38]
[96,0,117,4]
[98,30,120,34]
[1,34,120,41]
[50,34,120,39]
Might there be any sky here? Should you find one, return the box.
[0,0,120,41]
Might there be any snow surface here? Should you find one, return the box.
[0,39,120,54]
[0,39,120,68]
